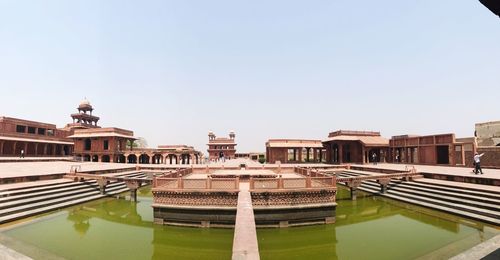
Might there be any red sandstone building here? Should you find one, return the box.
[323,130,389,164]
[207,131,237,161]
[0,117,73,157]
[69,127,136,163]
[388,134,476,167]
[266,139,325,163]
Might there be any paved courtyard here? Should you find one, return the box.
[354,163,500,181]
[0,161,132,179]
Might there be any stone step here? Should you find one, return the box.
[0,180,98,203]
[0,182,107,210]
[0,186,130,224]
[358,182,500,219]
[360,181,500,212]
[356,184,500,226]
[390,180,500,199]
[0,179,73,193]
[339,172,500,200]
[0,180,95,198]
[386,182,500,204]
[0,182,127,217]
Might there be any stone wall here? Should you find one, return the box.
[477,146,500,168]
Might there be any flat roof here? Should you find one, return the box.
[0,135,74,145]
[67,132,136,139]
[323,135,389,146]
[266,139,324,148]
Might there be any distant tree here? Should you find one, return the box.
[127,137,148,148]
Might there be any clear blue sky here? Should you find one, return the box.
[0,0,499,153]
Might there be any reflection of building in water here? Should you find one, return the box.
[334,196,476,234]
[67,209,91,237]
[66,200,149,229]
[152,225,235,259]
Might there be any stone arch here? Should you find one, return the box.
[168,154,178,165]
[139,154,150,164]
[83,154,91,161]
[152,154,163,164]
[102,155,111,163]
[128,154,137,164]
[91,155,99,162]
[117,154,126,163]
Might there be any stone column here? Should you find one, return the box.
[22,142,28,156]
[378,179,390,193]
[298,148,303,162]
[338,144,343,164]
[348,181,360,200]
[0,140,4,155]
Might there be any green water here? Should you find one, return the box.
[0,187,498,260]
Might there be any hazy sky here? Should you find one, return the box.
[0,0,499,153]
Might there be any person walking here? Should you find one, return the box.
[473,152,485,174]
[372,153,377,165]
[20,149,24,158]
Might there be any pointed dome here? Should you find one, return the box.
[78,98,93,110]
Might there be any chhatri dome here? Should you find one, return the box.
[78,98,93,111]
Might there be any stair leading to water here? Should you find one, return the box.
[338,171,500,226]
[0,171,147,224]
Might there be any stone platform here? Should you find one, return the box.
[352,163,500,186]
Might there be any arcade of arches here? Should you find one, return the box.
[74,152,202,164]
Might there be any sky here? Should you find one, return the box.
[0,0,499,153]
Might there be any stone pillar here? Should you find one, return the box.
[0,140,4,155]
[126,180,140,202]
[313,148,317,162]
[319,149,323,163]
[97,178,108,194]
[293,149,297,161]
[23,142,28,156]
[338,144,343,164]
[378,179,390,193]
[34,143,39,156]
[348,181,360,200]
[361,146,366,164]
[298,148,303,162]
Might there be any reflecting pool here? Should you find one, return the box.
[0,187,497,260]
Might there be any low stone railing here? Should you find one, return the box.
[154,177,239,190]
[250,176,336,190]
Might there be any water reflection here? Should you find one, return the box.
[3,187,497,260]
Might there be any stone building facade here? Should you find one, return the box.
[475,120,500,146]
[0,117,73,157]
[323,130,389,164]
[266,139,325,163]
[388,134,476,167]
[207,131,237,161]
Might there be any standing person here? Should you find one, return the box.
[372,153,377,165]
[473,152,485,174]
[20,149,24,158]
